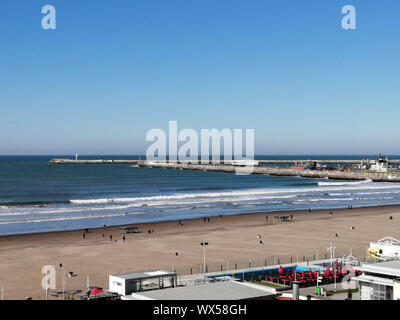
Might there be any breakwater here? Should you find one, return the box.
[49,159,141,164]
[49,158,400,165]
[48,158,400,182]
[139,162,400,182]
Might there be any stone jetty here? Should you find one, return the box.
[139,162,400,182]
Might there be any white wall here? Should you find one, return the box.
[109,275,125,295]
[393,281,400,300]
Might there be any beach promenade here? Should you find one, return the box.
[1,205,400,299]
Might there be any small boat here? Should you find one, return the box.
[304,161,316,170]
[316,163,336,171]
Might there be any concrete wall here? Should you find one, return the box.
[393,281,400,300]
[109,275,125,295]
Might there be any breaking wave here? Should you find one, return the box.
[317,178,373,186]
[2,177,400,235]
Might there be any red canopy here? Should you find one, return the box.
[90,288,103,295]
[326,266,330,274]
[275,296,292,300]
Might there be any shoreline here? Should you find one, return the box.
[1,203,400,239]
[1,204,400,299]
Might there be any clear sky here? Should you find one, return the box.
[0,0,399,155]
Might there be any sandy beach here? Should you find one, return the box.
[1,205,400,300]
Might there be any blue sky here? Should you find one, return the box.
[0,0,399,155]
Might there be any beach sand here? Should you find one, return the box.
[1,205,400,300]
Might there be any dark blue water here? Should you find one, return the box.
[1,155,400,235]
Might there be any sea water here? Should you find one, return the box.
[1,155,400,235]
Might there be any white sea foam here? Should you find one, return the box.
[0,212,138,225]
[317,178,373,186]
[3,180,400,230]
[69,182,400,206]
[317,198,354,201]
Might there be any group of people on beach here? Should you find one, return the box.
[80,204,363,245]
[82,225,126,243]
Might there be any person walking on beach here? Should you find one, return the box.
[122,236,126,243]
[110,234,113,242]
[83,232,85,239]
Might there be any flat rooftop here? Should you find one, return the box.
[357,260,400,277]
[111,270,176,280]
[123,281,276,300]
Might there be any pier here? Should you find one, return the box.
[137,162,400,182]
[49,158,400,165]
[48,159,141,164]
[259,159,400,164]
[48,158,400,182]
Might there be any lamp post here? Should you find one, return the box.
[175,252,181,285]
[87,275,90,291]
[59,263,65,300]
[59,264,78,300]
[327,242,337,291]
[200,242,208,284]
[257,236,265,270]
[257,235,265,273]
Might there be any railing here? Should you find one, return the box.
[146,250,372,278]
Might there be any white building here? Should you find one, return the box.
[109,270,177,296]
[121,280,277,300]
[368,237,400,261]
[355,260,400,300]
[223,160,259,167]
[368,154,391,172]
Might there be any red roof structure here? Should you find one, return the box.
[90,288,104,295]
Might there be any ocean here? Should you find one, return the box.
[1,155,400,236]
